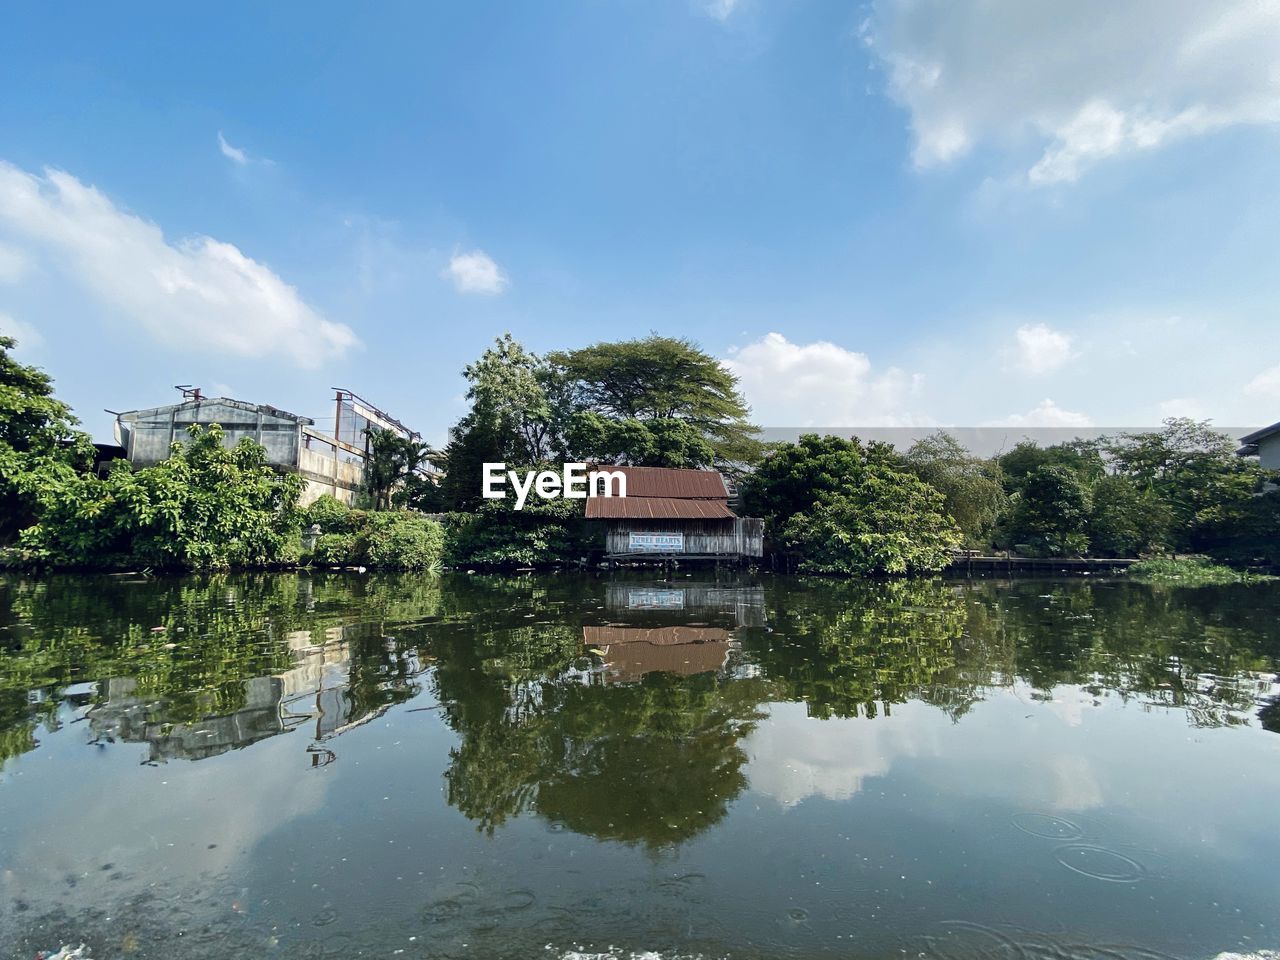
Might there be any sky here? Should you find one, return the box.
[1,0,1278,445]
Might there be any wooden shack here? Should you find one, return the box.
[585,466,763,561]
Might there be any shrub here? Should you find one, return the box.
[359,513,445,570]
[444,496,594,568]
[1128,556,1274,586]
[20,424,303,571]
[312,532,358,566]
[304,494,354,533]
[741,434,961,575]
[306,512,444,571]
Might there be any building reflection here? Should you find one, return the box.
[437,576,771,845]
[576,579,766,684]
[86,625,428,765]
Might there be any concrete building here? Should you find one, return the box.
[112,388,429,506]
[1238,422,1280,469]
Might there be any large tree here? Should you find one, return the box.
[0,336,92,542]
[741,434,960,575]
[550,334,761,468]
[903,432,1007,548]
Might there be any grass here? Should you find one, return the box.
[1127,556,1275,586]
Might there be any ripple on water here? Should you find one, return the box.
[1052,844,1147,883]
[921,921,1185,960]
[1011,812,1085,841]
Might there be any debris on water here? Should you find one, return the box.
[36,945,91,960]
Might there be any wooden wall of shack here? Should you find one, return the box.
[603,517,763,559]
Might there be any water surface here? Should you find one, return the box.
[2,572,1278,959]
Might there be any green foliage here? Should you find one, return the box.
[780,485,960,576]
[743,435,961,575]
[739,434,871,530]
[305,508,444,570]
[360,512,445,570]
[19,424,303,571]
[312,531,358,566]
[999,438,1106,491]
[303,493,354,532]
[463,332,558,463]
[363,427,432,511]
[1128,556,1274,585]
[0,336,93,542]
[1103,419,1278,563]
[445,494,593,568]
[1087,474,1173,557]
[563,411,716,468]
[903,432,1007,547]
[997,464,1091,556]
[550,334,761,468]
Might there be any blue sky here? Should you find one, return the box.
[2,0,1278,445]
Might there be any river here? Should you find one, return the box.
[2,571,1278,959]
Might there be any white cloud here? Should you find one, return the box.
[1157,397,1207,419]
[442,249,508,295]
[1004,323,1077,375]
[986,398,1093,428]
[217,131,248,165]
[0,162,359,368]
[745,702,942,807]
[1244,364,1280,402]
[867,0,1280,182]
[723,331,925,425]
[0,240,29,283]
[702,0,739,22]
[0,312,43,349]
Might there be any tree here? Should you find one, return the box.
[741,435,961,575]
[997,464,1091,556]
[362,427,432,511]
[903,432,1007,547]
[1087,474,1173,557]
[20,424,304,570]
[463,333,558,463]
[998,438,1106,492]
[1102,419,1271,557]
[563,411,715,468]
[0,336,92,542]
[550,335,761,468]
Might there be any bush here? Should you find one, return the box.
[306,511,444,571]
[304,494,354,533]
[1128,556,1274,585]
[445,496,594,568]
[360,513,445,570]
[741,434,961,575]
[20,424,303,571]
[312,531,358,566]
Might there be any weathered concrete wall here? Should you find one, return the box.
[298,447,365,506]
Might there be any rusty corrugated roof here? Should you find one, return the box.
[585,496,737,520]
[584,625,731,646]
[601,641,731,681]
[593,465,729,499]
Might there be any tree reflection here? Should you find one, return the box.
[1,570,1277,848]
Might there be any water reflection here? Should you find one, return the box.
[3,572,1279,790]
[1,571,1279,958]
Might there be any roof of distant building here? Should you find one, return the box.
[1237,420,1280,456]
